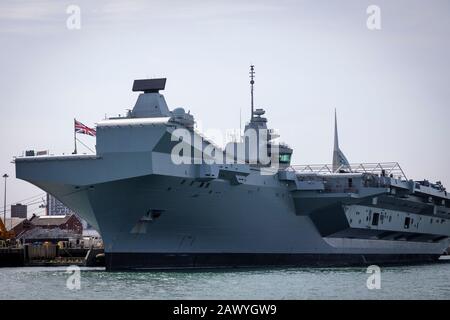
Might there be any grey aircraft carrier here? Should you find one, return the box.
[15,67,450,271]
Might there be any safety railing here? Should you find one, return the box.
[289,162,407,180]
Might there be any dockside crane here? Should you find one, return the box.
[0,218,15,241]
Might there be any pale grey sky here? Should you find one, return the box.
[1,0,450,217]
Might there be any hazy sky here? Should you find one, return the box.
[1,0,450,217]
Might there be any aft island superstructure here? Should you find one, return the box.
[15,67,450,270]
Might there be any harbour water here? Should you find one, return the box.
[1,260,450,299]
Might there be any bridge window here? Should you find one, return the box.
[372,213,380,226]
[279,153,291,164]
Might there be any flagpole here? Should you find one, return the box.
[73,118,77,155]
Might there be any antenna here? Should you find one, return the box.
[249,65,255,121]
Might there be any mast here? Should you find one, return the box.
[250,65,255,121]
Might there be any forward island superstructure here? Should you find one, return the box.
[15,67,450,270]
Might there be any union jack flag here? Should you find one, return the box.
[74,119,96,137]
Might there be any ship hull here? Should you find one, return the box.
[15,172,448,271]
[105,252,441,271]
[16,156,448,271]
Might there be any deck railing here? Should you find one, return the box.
[289,162,407,180]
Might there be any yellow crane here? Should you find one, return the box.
[0,218,15,240]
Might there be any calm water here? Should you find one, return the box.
[1,261,450,299]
